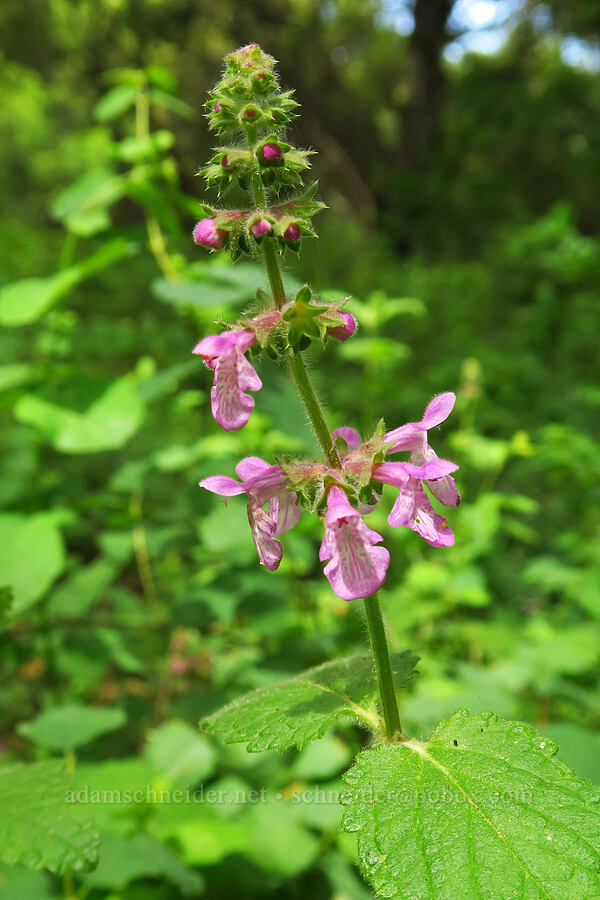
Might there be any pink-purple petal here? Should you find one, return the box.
[332,426,362,451]
[319,486,390,601]
[425,473,461,507]
[193,329,256,367]
[211,347,262,431]
[420,392,456,430]
[199,475,245,497]
[388,479,455,547]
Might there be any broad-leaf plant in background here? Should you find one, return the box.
[195,45,600,898]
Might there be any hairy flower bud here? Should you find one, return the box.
[193,217,227,250]
[328,311,356,343]
[251,218,272,239]
[221,154,232,170]
[283,223,301,242]
[213,102,222,112]
[260,142,283,165]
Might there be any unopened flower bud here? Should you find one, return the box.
[221,154,232,169]
[251,218,272,238]
[283,223,301,242]
[213,102,222,112]
[193,217,227,250]
[260,142,283,165]
[244,106,258,120]
[328,311,356,343]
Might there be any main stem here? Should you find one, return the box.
[363,594,403,738]
[254,171,401,738]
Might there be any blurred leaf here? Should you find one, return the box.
[47,559,117,617]
[82,832,203,896]
[51,167,124,236]
[203,652,418,751]
[342,710,600,899]
[244,797,321,877]
[0,760,99,874]
[145,721,216,784]
[545,724,600,784]
[0,862,55,900]
[0,512,66,613]
[94,84,138,121]
[15,373,145,453]
[150,88,196,119]
[0,364,40,393]
[291,735,353,781]
[18,704,126,752]
[339,337,410,364]
[0,238,137,325]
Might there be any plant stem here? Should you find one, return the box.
[287,351,340,467]
[363,593,403,739]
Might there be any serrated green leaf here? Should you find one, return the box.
[341,710,600,899]
[18,704,126,752]
[0,761,99,874]
[202,652,418,751]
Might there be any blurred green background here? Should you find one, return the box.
[1,1,600,897]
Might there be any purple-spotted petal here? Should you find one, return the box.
[272,491,301,536]
[247,498,283,571]
[332,426,362,451]
[388,479,455,547]
[319,486,390,601]
[425,473,461,507]
[374,458,458,487]
[211,347,262,431]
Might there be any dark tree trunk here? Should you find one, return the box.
[402,0,454,171]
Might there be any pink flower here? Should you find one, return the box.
[193,217,227,250]
[283,223,301,242]
[335,392,460,548]
[213,102,222,112]
[221,155,232,169]
[251,217,272,238]
[193,330,260,431]
[383,392,461,508]
[194,310,282,431]
[319,485,390,601]
[327,311,356,343]
[260,142,283,164]
[200,457,300,570]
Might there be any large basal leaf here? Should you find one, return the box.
[0,512,66,613]
[0,761,99,875]
[341,710,600,899]
[202,652,418,752]
[14,374,145,453]
[18,704,126,753]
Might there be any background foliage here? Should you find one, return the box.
[1,1,600,897]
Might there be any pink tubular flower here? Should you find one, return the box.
[327,311,356,343]
[383,392,461,508]
[193,330,260,431]
[335,392,460,547]
[319,485,390,601]
[193,217,227,250]
[200,457,300,570]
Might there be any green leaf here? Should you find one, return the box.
[94,84,138,121]
[341,710,600,899]
[144,720,217,784]
[51,167,124,236]
[0,238,136,325]
[18,704,126,752]
[202,652,418,751]
[14,374,145,453]
[0,512,66,613]
[82,832,203,896]
[0,862,55,900]
[0,760,99,874]
[47,559,117,618]
[0,364,40,393]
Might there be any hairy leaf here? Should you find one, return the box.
[0,761,99,874]
[202,651,418,751]
[341,709,600,899]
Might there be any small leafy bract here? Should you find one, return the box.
[202,651,418,751]
[341,710,600,899]
[0,761,99,874]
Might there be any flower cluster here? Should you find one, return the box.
[193,293,356,430]
[192,44,460,603]
[201,394,460,601]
